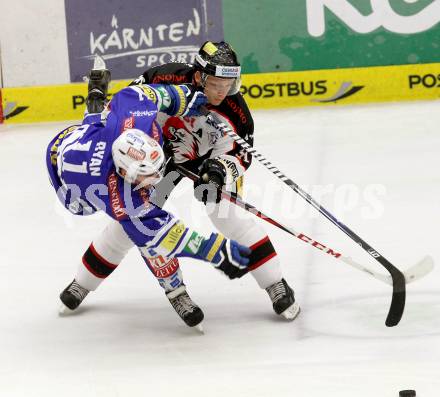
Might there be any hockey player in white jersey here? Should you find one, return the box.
[78,41,301,323]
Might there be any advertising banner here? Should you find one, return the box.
[241,63,440,109]
[1,64,439,123]
[224,0,440,73]
[65,0,223,82]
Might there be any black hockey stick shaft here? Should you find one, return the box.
[175,164,409,286]
[200,108,405,327]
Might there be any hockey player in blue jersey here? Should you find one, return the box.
[47,83,251,329]
[81,44,300,324]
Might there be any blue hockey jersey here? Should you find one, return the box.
[46,85,207,261]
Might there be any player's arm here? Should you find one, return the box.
[108,83,207,134]
[217,94,254,171]
[194,97,254,203]
[120,206,251,280]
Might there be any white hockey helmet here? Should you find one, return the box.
[112,129,166,185]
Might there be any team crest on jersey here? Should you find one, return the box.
[162,117,202,162]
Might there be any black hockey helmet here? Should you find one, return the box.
[195,41,241,95]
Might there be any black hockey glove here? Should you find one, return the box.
[194,159,227,204]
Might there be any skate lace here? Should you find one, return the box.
[171,292,196,318]
[266,281,286,303]
[68,281,89,302]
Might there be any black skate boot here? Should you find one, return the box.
[265,278,300,321]
[59,279,89,314]
[86,67,111,114]
[166,285,204,331]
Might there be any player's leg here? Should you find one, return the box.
[60,173,203,327]
[142,255,204,328]
[59,218,203,327]
[59,220,134,312]
[86,56,111,114]
[143,170,204,327]
[206,176,300,320]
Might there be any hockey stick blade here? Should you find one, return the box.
[343,255,434,285]
[402,255,434,283]
[174,165,424,326]
[198,108,407,327]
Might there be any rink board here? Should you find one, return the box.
[1,63,439,123]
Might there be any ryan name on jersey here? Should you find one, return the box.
[89,141,107,177]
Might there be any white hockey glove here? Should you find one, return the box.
[196,233,251,279]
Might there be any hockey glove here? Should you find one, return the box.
[177,84,208,117]
[197,233,251,279]
[194,159,226,204]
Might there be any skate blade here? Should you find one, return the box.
[194,323,204,334]
[280,302,301,321]
[58,303,74,316]
[93,54,107,70]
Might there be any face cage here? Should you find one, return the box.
[200,72,242,96]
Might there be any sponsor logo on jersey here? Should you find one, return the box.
[147,256,179,278]
[183,232,204,255]
[49,126,78,165]
[129,109,157,117]
[123,116,135,131]
[160,222,186,253]
[225,98,247,124]
[152,74,188,84]
[127,146,146,161]
[140,86,158,103]
[108,172,126,220]
[220,158,240,181]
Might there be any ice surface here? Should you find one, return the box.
[0,101,439,397]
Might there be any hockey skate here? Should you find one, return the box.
[86,55,111,114]
[265,278,300,321]
[166,285,204,332]
[59,279,89,315]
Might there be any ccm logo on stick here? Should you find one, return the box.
[409,74,440,89]
[298,233,341,258]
